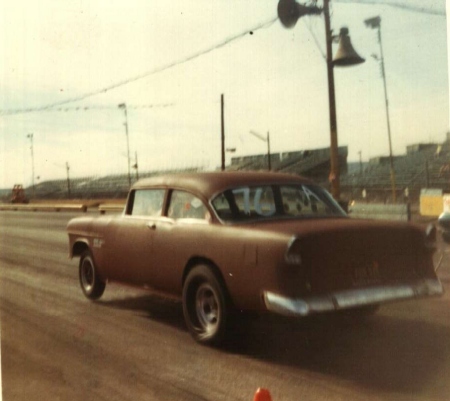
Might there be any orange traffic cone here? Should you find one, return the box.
[253,388,272,401]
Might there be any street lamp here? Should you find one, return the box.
[118,103,132,187]
[277,0,365,200]
[249,130,271,171]
[26,133,35,198]
[53,162,72,198]
[365,16,397,202]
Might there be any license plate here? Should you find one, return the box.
[352,262,381,286]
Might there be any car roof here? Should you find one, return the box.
[132,171,314,199]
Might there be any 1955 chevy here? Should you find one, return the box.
[67,172,443,345]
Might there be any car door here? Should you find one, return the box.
[149,189,211,293]
[104,188,166,285]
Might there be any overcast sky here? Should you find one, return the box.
[0,0,448,189]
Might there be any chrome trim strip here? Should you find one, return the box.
[263,279,444,317]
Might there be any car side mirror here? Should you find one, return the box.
[438,212,450,243]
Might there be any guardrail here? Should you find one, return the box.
[348,203,411,221]
[98,204,125,214]
[0,203,88,212]
[0,202,127,214]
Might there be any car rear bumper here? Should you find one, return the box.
[263,278,444,317]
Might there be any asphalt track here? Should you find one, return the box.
[1,211,450,401]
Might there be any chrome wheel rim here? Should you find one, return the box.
[195,283,219,334]
[81,259,94,292]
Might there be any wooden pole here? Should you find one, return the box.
[221,94,225,171]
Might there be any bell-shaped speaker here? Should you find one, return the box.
[333,27,365,67]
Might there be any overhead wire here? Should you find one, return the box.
[334,0,445,16]
[0,0,442,117]
[0,17,278,117]
[303,17,327,60]
[27,103,174,113]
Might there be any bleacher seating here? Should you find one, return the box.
[10,137,450,203]
[340,139,450,201]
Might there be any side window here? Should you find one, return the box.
[168,190,208,220]
[130,189,165,217]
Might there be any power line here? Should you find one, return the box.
[0,17,277,117]
[303,17,326,60]
[335,0,445,16]
[0,1,442,118]
[23,103,174,113]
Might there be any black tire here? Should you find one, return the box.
[79,251,106,300]
[182,265,229,345]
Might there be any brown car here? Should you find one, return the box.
[67,172,443,345]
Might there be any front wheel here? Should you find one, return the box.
[79,251,106,300]
[182,265,229,345]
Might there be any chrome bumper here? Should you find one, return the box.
[263,278,444,317]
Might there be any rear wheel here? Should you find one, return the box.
[79,251,106,300]
[182,265,229,345]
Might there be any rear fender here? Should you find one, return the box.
[182,257,234,306]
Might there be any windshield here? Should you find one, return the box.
[211,184,346,223]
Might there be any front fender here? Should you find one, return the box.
[69,237,90,259]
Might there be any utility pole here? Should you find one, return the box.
[66,162,71,198]
[134,151,139,181]
[323,0,340,199]
[358,150,363,175]
[26,133,35,198]
[221,94,225,171]
[118,103,132,187]
[249,130,271,171]
[277,0,364,200]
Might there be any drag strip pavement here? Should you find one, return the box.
[1,211,450,401]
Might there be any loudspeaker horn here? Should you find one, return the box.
[277,0,322,29]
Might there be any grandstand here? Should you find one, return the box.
[0,168,201,201]
[341,140,450,202]
[229,146,348,182]
[3,136,450,203]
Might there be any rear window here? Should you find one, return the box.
[211,184,345,223]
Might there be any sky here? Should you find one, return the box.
[0,0,448,189]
